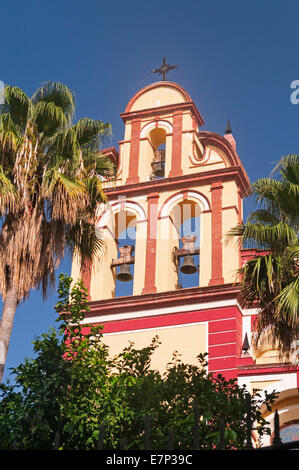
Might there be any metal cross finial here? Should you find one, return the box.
[151,57,178,81]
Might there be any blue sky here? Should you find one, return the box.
[1,0,299,381]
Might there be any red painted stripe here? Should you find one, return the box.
[237,356,255,367]
[220,370,238,380]
[251,314,258,331]
[209,357,237,371]
[142,192,159,295]
[98,306,241,334]
[209,319,236,333]
[209,344,237,358]
[81,258,92,301]
[210,370,238,380]
[209,182,224,286]
[169,110,183,177]
[126,119,141,184]
[209,331,237,346]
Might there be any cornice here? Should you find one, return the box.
[120,101,204,127]
[103,165,250,198]
[100,146,119,165]
[86,283,241,318]
[237,363,298,375]
[124,81,193,113]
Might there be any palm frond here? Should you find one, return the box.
[251,178,283,207]
[0,80,113,381]
[271,154,299,177]
[55,173,87,199]
[242,254,282,295]
[94,152,116,177]
[83,176,107,216]
[229,155,299,355]
[74,118,111,149]
[238,222,297,251]
[275,277,299,327]
[0,113,21,153]
[31,101,69,136]
[31,81,75,124]
[247,209,281,226]
[0,165,19,214]
[43,170,88,225]
[49,127,78,163]
[4,85,30,132]
[43,168,85,196]
[66,219,103,265]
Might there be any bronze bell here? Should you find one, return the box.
[116,263,132,282]
[180,255,197,275]
[151,149,165,177]
[151,160,165,177]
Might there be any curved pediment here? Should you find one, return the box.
[125,81,192,113]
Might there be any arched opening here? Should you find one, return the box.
[94,200,146,300]
[280,421,299,443]
[170,200,201,289]
[149,127,166,179]
[113,211,137,297]
[149,127,166,149]
[259,388,299,447]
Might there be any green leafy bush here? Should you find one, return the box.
[0,275,277,450]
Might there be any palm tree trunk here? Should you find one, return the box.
[0,284,18,382]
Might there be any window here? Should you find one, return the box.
[280,421,299,443]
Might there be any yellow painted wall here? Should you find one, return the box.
[199,210,212,286]
[155,215,179,292]
[90,229,117,300]
[130,85,186,112]
[249,380,281,395]
[222,181,240,284]
[132,219,147,295]
[103,322,208,372]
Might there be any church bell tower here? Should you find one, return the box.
[70,70,299,446]
[71,76,251,376]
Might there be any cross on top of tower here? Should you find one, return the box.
[151,57,178,81]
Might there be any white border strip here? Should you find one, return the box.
[102,320,208,336]
[160,191,210,218]
[140,120,173,138]
[238,373,297,394]
[82,298,242,325]
[98,201,147,228]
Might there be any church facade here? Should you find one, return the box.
[71,79,299,446]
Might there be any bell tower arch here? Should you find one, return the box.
[118,81,204,185]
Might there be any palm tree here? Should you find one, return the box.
[0,82,114,381]
[228,154,299,358]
